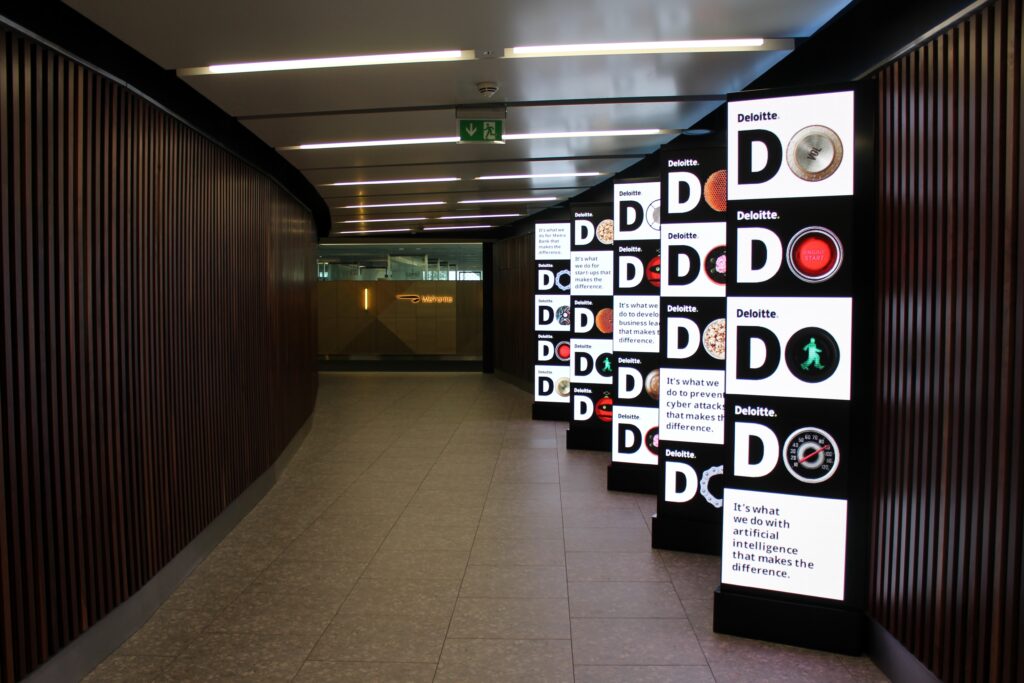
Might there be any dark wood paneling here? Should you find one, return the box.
[0,28,318,681]
[493,232,534,384]
[871,1,1023,681]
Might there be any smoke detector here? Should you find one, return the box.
[476,81,500,98]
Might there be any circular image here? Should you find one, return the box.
[786,125,844,182]
[555,341,571,362]
[556,305,571,326]
[555,377,571,397]
[699,465,724,508]
[646,200,661,231]
[704,245,727,285]
[596,219,615,245]
[595,307,614,334]
[644,369,660,400]
[786,226,843,283]
[555,269,571,291]
[702,318,727,360]
[644,426,660,455]
[645,255,661,288]
[783,427,840,484]
[595,394,613,423]
[595,353,615,377]
[784,327,840,383]
[703,169,728,212]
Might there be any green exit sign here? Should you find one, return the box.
[458,119,504,143]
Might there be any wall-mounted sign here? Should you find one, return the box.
[395,294,455,304]
[653,144,728,554]
[608,181,660,493]
[533,220,573,418]
[566,203,615,451]
[458,119,504,143]
[714,84,873,656]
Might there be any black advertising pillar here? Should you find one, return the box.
[566,203,615,451]
[713,84,874,654]
[607,180,660,493]
[532,216,573,420]
[652,142,728,553]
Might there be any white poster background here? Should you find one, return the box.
[614,182,661,241]
[660,222,728,298]
[613,295,660,353]
[660,368,725,444]
[571,251,614,296]
[534,295,571,332]
[722,488,847,600]
[725,296,852,400]
[612,405,659,465]
[728,91,855,200]
[535,222,571,260]
[535,365,570,404]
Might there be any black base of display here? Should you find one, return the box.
[713,587,864,655]
[651,515,722,554]
[606,462,657,494]
[565,427,610,452]
[532,402,570,421]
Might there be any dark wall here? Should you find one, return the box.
[871,1,1023,681]
[0,27,318,681]
[493,232,534,385]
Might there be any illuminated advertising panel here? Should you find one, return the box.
[532,220,572,418]
[714,84,874,655]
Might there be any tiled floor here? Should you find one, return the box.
[87,373,889,682]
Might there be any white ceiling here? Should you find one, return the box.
[66,0,853,238]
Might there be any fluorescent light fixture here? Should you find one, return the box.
[180,50,471,76]
[475,172,603,180]
[507,39,773,58]
[285,129,669,151]
[288,136,457,151]
[363,288,370,311]
[422,225,493,231]
[339,217,428,224]
[458,197,557,204]
[322,177,460,187]
[340,201,445,209]
[504,129,667,140]
[439,213,521,220]
[332,228,414,235]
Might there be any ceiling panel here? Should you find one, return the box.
[66,0,854,239]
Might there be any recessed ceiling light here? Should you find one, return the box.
[475,172,604,180]
[504,129,668,140]
[322,176,461,187]
[332,228,415,235]
[289,136,458,151]
[338,217,428,224]
[422,225,493,231]
[458,197,557,204]
[439,213,522,220]
[283,129,671,151]
[506,39,779,58]
[340,201,446,209]
[180,50,472,76]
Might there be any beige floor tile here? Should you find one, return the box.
[116,607,215,657]
[204,588,341,635]
[165,631,318,680]
[469,536,566,566]
[448,596,570,639]
[308,612,450,664]
[363,548,469,580]
[574,665,717,683]
[571,618,706,666]
[569,581,686,618]
[459,564,568,598]
[293,661,436,682]
[84,654,174,682]
[435,639,573,683]
[566,551,669,582]
[338,577,460,618]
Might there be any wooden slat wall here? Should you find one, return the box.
[0,28,318,681]
[492,232,534,385]
[871,1,1023,681]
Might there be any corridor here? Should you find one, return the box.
[86,373,886,682]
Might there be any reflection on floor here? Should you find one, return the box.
[87,372,888,682]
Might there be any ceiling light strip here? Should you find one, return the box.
[422,225,494,231]
[180,50,471,76]
[340,201,446,209]
[438,213,521,220]
[322,177,460,187]
[458,197,557,204]
[284,129,670,151]
[475,172,603,180]
[332,228,415,235]
[339,217,428,224]
[506,38,782,58]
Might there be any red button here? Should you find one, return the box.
[793,234,836,277]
